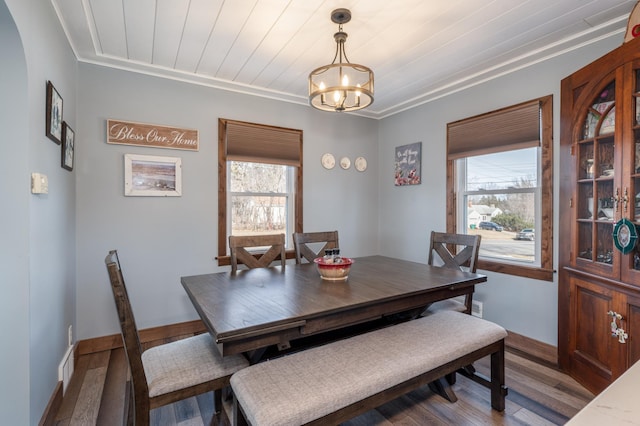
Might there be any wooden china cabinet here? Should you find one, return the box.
[559,36,640,394]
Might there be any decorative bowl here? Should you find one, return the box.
[313,257,354,281]
[600,208,614,219]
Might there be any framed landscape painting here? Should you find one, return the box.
[124,154,182,196]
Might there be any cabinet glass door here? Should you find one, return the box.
[576,81,616,273]
[621,67,640,282]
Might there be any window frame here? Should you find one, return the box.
[227,162,296,247]
[446,95,554,281]
[218,119,303,266]
[457,148,540,265]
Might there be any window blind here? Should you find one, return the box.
[447,99,541,160]
[223,119,302,167]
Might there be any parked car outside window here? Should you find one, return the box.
[478,221,503,231]
[516,228,535,241]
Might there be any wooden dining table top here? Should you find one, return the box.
[181,255,487,357]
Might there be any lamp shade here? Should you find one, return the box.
[308,9,374,112]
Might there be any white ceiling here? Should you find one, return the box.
[52,0,637,119]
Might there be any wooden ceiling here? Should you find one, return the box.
[52,0,637,118]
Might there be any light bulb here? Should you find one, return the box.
[319,82,326,90]
[342,75,349,86]
[333,91,341,103]
[355,84,361,98]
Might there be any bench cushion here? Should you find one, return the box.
[142,332,249,398]
[230,310,507,426]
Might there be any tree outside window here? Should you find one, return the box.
[229,161,293,238]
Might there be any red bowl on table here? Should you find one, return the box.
[313,257,354,281]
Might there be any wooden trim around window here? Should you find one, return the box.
[217,118,303,266]
[447,95,554,281]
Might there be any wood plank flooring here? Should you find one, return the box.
[55,340,594,425]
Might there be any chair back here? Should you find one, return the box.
[292,231,339,264]
[428,231,481,273]
[229,234,286,272]
[104,250,150,412]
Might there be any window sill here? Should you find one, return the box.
[477,259,554,281]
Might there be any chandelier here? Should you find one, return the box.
[308,9,374,112]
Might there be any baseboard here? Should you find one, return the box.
[76,319,207,356]
[39,381,62,426]
[505,330,558,368]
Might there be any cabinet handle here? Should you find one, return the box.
[623,187,629,212]
[608,310,628,344]
[616,328,629,344]
[614,188,620,212]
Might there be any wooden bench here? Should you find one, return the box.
[230,310,508,426]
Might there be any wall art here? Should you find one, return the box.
[61,122,74,171]
[46,81,63,144]
[394,142,422,186]
[124,154,182,196]
[107,119,199,151]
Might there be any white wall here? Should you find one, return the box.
[378,34,622,345]
[2,0,77,423]
[0,3,29,424]
[75,63,379,339]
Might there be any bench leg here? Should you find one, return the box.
[490,342,507,411]
[428,378,458,403]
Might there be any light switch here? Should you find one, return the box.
[31,173,49,194]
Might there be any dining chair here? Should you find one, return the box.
[292,230,339,264]
[229,233,286,272]
[104,250,249,425]
[423,231,483,398]
[426,231,481,314]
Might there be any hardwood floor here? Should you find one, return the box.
[54,341,594,425]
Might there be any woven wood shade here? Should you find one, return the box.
[224,119,302,166]
[447,99,541,160]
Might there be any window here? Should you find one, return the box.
[218,119,303,266]
[229,161,294,238]
[446,96,553,281]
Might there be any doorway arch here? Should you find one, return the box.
[0,1,30,424]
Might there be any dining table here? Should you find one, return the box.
[181,255,487,361]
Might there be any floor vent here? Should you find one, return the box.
[471,300,483,318]
[58,345,74,394]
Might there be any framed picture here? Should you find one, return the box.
[124,154,182,197]
[394,142,422,186]
[61,122,75,171]
[46,81,63,144]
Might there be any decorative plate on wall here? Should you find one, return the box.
[355,156,367,172]
[321,153,335,169]
[340,157,351,170]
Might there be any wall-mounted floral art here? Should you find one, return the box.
[394,142,421,186]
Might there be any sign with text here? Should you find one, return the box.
[107,119,199,151]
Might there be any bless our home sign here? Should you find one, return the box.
[107,119,199,151]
